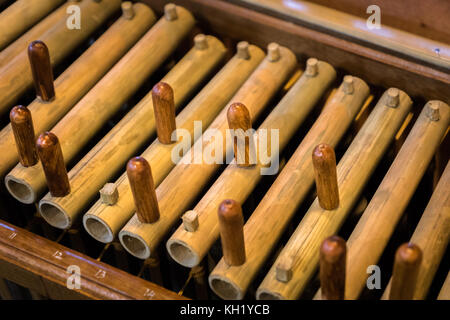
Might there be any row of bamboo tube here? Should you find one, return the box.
[208,76,371,300]
[167,59,339,268]
[118,44,297,259]
[38,35,227,229]
[0,2,156,179]
[0,0,122,115]
[83,42,265,243]
[5,5,195,206]
[256,89,413,300]
[0,0,64,50]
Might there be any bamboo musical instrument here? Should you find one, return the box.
[382,160,450,300]
[39,36,225,229]
[119,44,297,260]
[167,59,338,268]
[438,272,450,300]
[389,243,422,300]
[0,0,122,115]
[343,101,449,300]
[10,106,38,167]
[209,77,371,300]
[0,0,64,50]
[319,236,346,300]
[83,42,264,243]
[5,5,195,205]
[0,2,156,179]
[256,89,413,300]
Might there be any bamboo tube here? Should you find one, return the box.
[382,160,450,300]
[209,78,371,300]
[83,42,264,244]
[437,271,450,300]
[312,144,339,210]
[0,0,65,50]
[119,44,297,260]
[39,35,225,229]
[167,59,339,269]
[0,2,69,68]
[343,100,449,300]
[36,132,70,197]
[5,5,195,205]
[0,0,122,115]
[28,40,55,102]
[389,242,422,300]
[319,236,346,300]
[152,82,176,144]
[10,106,38,167]
[255,89,413,300]
[218,199,246,266]
[0,2,155,179]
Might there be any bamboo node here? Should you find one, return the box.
[121,2,134,20]
[343,76,354,95]
[164,3,178,21]
[267,43,280,62]
[99,183,119,205]
[276,255,293,283]
[194,34,208,50]
[305,58,318,77]
[386,88,400,108]
[425,101,440,121]
[182,210,199,232]
[237,41,250,60]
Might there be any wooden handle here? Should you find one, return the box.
[27,40,55,102]
[320,236,346,300]
[127,157,160,224]
[10,105,38,167]
[227,102,253,167]
[218,199,246,266]
[389,242,422,300]
[312,143,339,210]
[152,82,176,144]
[36,132,70,197]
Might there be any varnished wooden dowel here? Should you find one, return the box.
[10,106,38,167]
[36,132,70,197]
[227,102,254,167]
[320,236,346,300]
[0,2,156,181]
[152,82,176,144]
[218,200,246,266]
[28,41,55,102]
[127,157,160,224]
[389,242,422,300]
[312,144,339,210]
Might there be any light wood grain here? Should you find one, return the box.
[83,43,264,244]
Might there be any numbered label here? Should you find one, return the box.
[53,250,63,260]
[144,288,155,299]
[95,269,106,279]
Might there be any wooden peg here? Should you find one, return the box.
[386,88,400,108]
[10,105,38,167]
[36,132,70,197]
[127,157,160,224]
[182,210,199,232]
[305,58,318,77]
[276,255,293,283]
[227,102,254,167]
[194,34,208,50]
[267,42,280,62]
[164,3,177,21]
[121,1,134,20]
[320,236,346,300]
[236,41,250,60]
[390,242,422,300]
[312,143,339,210]
[218,199,246,266]
[99,183,118,205]
[152,82,176,145]
[28,40,55,102]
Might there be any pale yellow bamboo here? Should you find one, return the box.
[118,44,297,260]
[208,77,370,300]
[39,35,227,229]
[343,101,449,300]
[167,60,339,269]
[83,43,265,243]
[0,0,122,115]
[0,2,156,179]
[0,0,65,50]
[381,160,450,300]
[0,1,69,68]
[256,89,413,300]
[5,5,195,204]
[437,271,450,300]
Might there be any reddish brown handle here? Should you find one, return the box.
[390,242,422,300]
[312,143,339,210]
[152,82,176,145]
[28,40,55,101]
[10,105,38,167]
[320,235,346,300]
[227,102,253,167]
